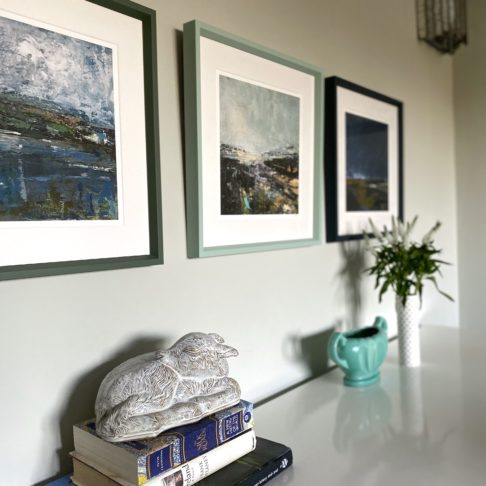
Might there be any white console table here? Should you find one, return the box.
[255,326,485,486]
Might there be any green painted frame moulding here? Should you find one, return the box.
[0,0,163,280]
[183,20,323,258]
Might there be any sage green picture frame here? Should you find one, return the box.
[183,20,323,258]
[0,0,163,281]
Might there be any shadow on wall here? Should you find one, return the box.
[289,241,368,378]
[35,336,169,486]
[257,325,339,407]
[298,326,338,377]
[254,242,367,406]
[254,241,368,407]
[175,27,191,232]
[337,240,367,329]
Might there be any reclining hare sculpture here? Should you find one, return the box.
[95,332,241,442]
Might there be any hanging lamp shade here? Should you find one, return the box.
[416,0,467,54]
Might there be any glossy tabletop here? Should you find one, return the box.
[255,326,486,486]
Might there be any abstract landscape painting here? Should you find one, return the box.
[346,113,388,212]
[219,75,300,215]
[0,14,118,221]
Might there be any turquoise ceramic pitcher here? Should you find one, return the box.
[328,316,388,387]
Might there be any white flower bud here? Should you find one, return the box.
[422,221,442,244]
[368,219,384,242]
[391,217,398,243]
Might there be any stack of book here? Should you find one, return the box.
[71,400,292,486]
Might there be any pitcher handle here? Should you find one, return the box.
[373,316,388,333]
[328,332,349,370]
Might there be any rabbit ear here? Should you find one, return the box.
[208,333,224,343]
[217,343,238,358]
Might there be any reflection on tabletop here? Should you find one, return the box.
[333,368,451,486]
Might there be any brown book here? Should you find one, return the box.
[71,453,120,486]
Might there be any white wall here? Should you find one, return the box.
[454,0,486,328]
[0,1,458,484]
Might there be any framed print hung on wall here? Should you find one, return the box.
[183,20,323,257]
[325,76,403,242]
[0,0,163,280]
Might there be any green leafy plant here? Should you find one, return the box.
[364,216,453,305]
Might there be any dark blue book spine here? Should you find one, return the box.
[145,402,253,479]
[147,446,174,479]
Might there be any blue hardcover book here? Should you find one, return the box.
[45,475,73,486]
[73,400,253,485]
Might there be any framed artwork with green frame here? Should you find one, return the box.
[0,0,163,280]
[183,20,323,257]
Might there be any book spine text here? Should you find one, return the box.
[145,401,253,480]
[160,430,257,486]
[241,448,293,486]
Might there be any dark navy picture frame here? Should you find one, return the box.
[324,76,403,242]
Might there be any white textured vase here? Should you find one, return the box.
[395,294,421,367]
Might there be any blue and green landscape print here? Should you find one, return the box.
[220,75,300,215]
[346,113,388,212]
[0,15,117,221]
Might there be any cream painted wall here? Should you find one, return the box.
[0,1,458,484]
[454,0,486,328]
